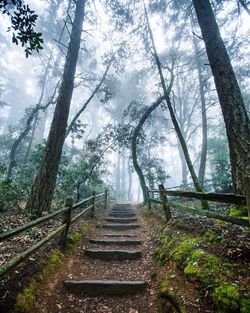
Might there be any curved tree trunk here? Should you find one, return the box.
[144,4,209,209]
[144,6,204,191]
[193,0,250,195]
[25,0,86,216]
[131,96,165,205]
[127,157,132,200]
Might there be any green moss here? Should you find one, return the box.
[169,238,200,265]
[214,219,226,226]
[229,205,247,218]
[202,230,217,245]
[153,236,179,265]
[241,298,250,313]
[81,221,89,233]
[67,232,82,246]
[45,249,63,273]
[184,249,221,286]
[14,250,64,312]
[212,283,240,312]
[15,283,36,313]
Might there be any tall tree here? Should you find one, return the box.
[26,0,86,216]
[144,4,206,194]
[192,30,208,188]
[131,96,165,204]
[193,0,250,195]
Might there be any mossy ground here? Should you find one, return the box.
[229,205,248,218]
[14,249,64,313]
[155,220,249,312]
[13,221,90,313]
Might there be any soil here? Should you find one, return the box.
[33,207,160,313]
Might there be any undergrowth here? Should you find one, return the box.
[14,221,89,313]
[154,222,249,312]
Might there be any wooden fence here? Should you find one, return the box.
[0,190,109,277]
[147,185,249,227]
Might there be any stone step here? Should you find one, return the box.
[105,217,138,223]
[99,223,140,231]
[101,233,139,238]
[64,280,147,295]
[85,249,142,260]
[110,210,134,213]
[89,238,142,245]
[109,213,136,218]
[113,204,132,208]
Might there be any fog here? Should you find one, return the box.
[0,0,249,206]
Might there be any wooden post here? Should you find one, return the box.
[245,177,250,226]
[104,189,108,210]
[159,184,171,223]
[146,187,151,211]
[91,191,96,218]
[59,198,73,250]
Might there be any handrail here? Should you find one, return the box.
[163,190,246,205]
[146,184,249,227]
[73,195,94,208]
[0,189,109,277]
[147,189,246,205]
[150,198,162,205]
[0,223,67,276]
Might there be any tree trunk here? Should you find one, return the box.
[144,5,205,194]
[116,151,121,198]
[192,30,208,187]
[177,140,188,186]
[23,112,38,164]
[127,157,132,200]
[193,0,250,194]
[121,150,126,199]
[131,96,165,205]
[25,0,86,216]
[239,0,250,16]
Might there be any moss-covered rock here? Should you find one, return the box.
[184,249,221,285]
[212,283,240,312]
[154,235,179,265]
[169,238,200,265]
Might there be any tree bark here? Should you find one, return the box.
[192,30,208,187]
[121,149,126,199]
[25,0,86,215]
[193,0,250,194]
[144,5,205,194]
[131,96,165,205]
[116,151,121,198]
[239,0,250,16]
[127,157,132,200]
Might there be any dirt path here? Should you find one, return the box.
[34,204,160,313]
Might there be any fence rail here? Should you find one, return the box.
[146,185,249,227]
[0,190,109,277]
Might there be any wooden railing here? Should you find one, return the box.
[0,190,109,277]
[146,185,249,227]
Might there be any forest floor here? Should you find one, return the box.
[0,202,249,313]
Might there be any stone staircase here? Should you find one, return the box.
[63,203,147,295]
